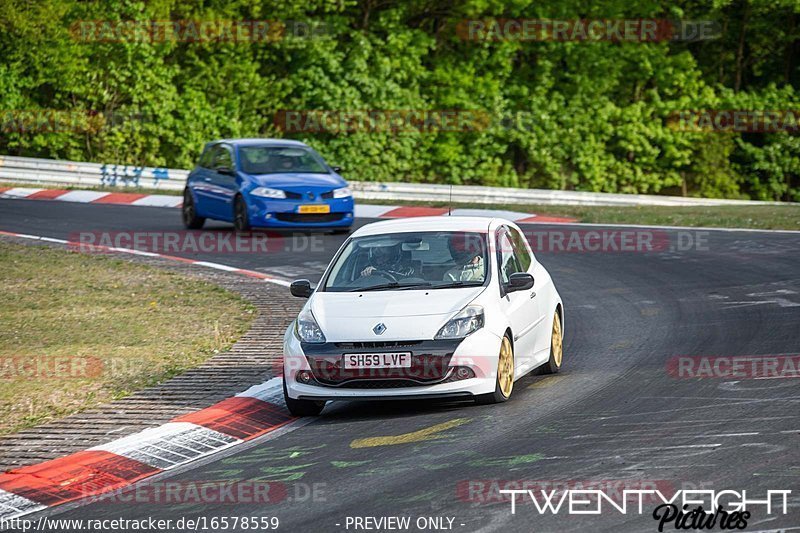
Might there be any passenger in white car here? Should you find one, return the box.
[444,234,485,282]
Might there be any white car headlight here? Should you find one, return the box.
[295,307,326,343]
[435,305,484,340]
[251,187,286,199]
[332,187,352,199]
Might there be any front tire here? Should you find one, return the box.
[536,311,563,375]
[283,377,325,416]
[233,195,251,232]
[182,189,205,229]
[475,334,514,405]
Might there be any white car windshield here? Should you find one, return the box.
[323,231,489,292]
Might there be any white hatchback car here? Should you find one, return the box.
[282,216,564,416]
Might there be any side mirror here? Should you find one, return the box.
[216,166,235,176]
[506,272,534,293]
[332,166,343,173]
[290,279,314,298]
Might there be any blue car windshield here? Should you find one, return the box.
[239,146,329,174]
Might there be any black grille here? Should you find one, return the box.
[321,191,334,199]
[334,341,423,349]
[284,191,303,200]
[275,213,346,223]
[336,379,436,389]
[300,366,472,389]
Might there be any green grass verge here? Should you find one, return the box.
[0,241,255,435]
[3,181,798,230]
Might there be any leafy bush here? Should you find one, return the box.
[0,0,798,200]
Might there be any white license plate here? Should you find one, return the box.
[343,352,412,369]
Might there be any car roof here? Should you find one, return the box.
[352,216,507,237]
[210,138,309,148]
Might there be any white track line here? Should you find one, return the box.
[193,261,240,272]
[0,231,291,287]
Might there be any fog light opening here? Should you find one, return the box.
[455,367,475,380]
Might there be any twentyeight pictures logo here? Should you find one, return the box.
[494,488,792,531]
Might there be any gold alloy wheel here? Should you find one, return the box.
[552,311,563,367]
[498,336,514,398]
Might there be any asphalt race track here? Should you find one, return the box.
[1,197,799,532]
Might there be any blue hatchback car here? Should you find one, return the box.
[182,139,354,232]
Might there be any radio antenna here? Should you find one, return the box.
[448,184,453,216]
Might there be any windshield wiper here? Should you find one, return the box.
[349,281,432,292]
[429,281,485,289]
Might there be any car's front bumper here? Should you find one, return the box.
[283,326,503,400]
[246,195,354,228]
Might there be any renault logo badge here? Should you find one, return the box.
[373,323,387,335]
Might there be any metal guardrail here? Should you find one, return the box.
[348,182,782,207]
[0,154,784,207]
[0,155,188,191]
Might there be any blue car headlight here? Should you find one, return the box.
[332,187,352,199]
[251,187,286,199]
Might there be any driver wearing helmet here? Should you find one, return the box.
[444,233,485,282]
[360,242,416,278]
[276,155,297,171]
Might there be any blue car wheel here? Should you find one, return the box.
[234,196,251,232]
[182,189,205,230]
